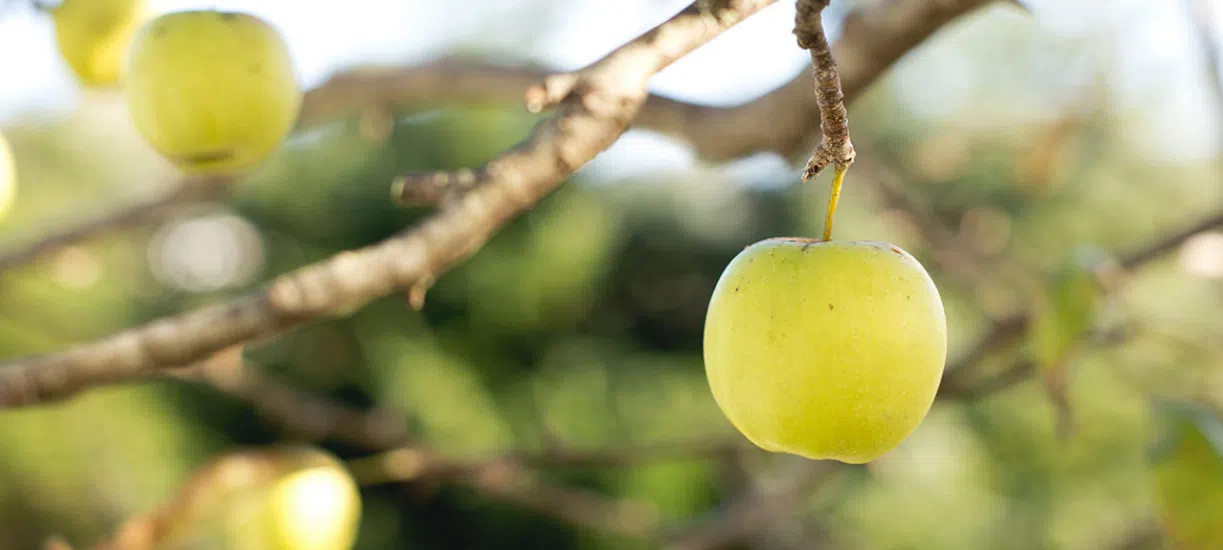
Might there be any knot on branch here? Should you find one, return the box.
[525,73,581,113]
[802,139,856,181]
[793,0,832,49]
[392,169,481,205]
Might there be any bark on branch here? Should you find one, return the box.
[794,0,854,181]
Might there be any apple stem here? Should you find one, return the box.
[822,165,847,241]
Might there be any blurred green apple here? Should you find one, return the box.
[124,10,301,175]
[704,238,947,463]
[52,0,146,87]
[133,445,362,550]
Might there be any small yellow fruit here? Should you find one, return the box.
[51,0,145,87]
[0,132,16,221]
[147,445,362,550]
[124,10,301,175]
[703,238,947,463]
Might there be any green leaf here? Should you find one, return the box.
[1148,400,1223,550]
[1028,249,1107,437]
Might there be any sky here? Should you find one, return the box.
[0,0,1218,163]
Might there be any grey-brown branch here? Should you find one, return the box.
[0,178,230,272]
[795,0,854,181]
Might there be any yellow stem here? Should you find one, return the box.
[822,164,848,241]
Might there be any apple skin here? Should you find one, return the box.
[52,0,146,87]
[703,238,948,464]
[124,10,301,175]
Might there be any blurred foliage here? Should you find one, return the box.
[1,2,1223,550]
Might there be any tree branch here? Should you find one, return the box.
[938,206,1223,400]
[0,178,229,272]
[662,459,837,550]
[167,347,408,450]
[0,0,780,407]
[301,0,999,164]
[346,438,751,538]
[794,0,854,181]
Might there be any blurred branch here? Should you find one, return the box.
[941,0,1223,402]
[352,438,747,484]
[354,443,828,544]
[366,454,664,537]
[662,459,837,550]
[166,348,747,540]
[0,0,780,407]
[794,0,855,181]
[167,346,408,450]
[348,438,747,538]
[305,0,1002,164]
[459,462,663,538]
[0,178,229,273]
[1118,209,1223,269]
[939,206,1223,400]
[857,161,1037,293]
[297,60,552,132]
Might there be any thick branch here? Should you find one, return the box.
[0,0,779,407]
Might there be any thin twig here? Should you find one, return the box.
[357,454,663,537]
[348,439,748,539]
[1118,202,1223,270]
[348,437,748,487]
[938,204,1223,400]
[459,462,662,537]
[662,459,837,550]
[168,347,408,450]
[795,0,854,182]
[0,178,229,272]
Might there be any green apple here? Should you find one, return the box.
[124,10,301,175]
[704,238,947,463]
[52,0,146,87]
